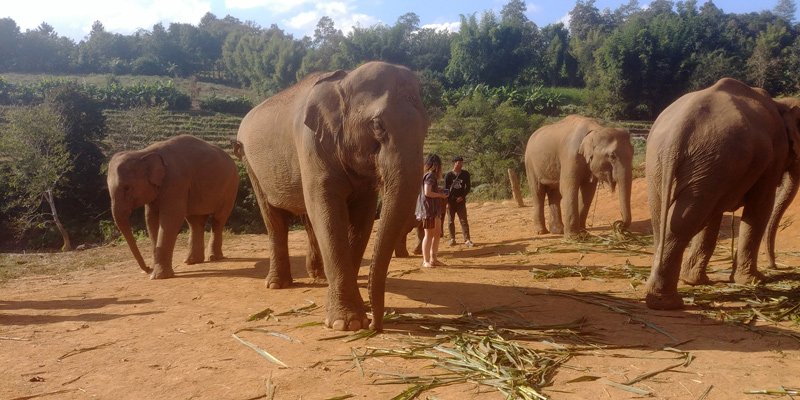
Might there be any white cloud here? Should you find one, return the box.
[3,0,211,40]
[224,0,313,14]
[421,22,460,33]
[280,1,378,36]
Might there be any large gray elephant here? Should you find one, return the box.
[645,78,800,310]
[524,115,633,238]
[107,135,239,279]
[236,61,427,331]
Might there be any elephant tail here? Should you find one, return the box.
[232,139,245,160]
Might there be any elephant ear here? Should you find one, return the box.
[578,130,596,162]
[304,70,348,142]
[141,152,166,188]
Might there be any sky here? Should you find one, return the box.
[1,0,796,42]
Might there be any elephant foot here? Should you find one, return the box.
[394,249,410,258]
[150,268,175,280]
[679,272,711,286]
[550,227,564,235]
[324,311,370,331]
[533,226,549,235]
[208,253,225,262]
[731,270,766,285]
[645,292,684,310]
[266,276,293,289]
[184,255,205,265]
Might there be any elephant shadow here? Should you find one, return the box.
[0,297,161,326]
[174,255,326,287]
[383,277,800,353]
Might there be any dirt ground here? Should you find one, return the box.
[2,178,800,400]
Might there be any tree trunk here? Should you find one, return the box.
[45,189,72,251]
[508,169,524,207]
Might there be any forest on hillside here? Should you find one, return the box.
[1,0,799,118]
[1,0,799,251]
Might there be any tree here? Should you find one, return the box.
[0,105,73,250]
[747,23,793,93]
[0,18,20,71]
[774,0,797,22]
[432,93,544,198]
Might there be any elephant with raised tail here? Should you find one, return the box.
[107,135,239,279]
[645,78,800,310]
[524,115,633,239]
[236,61,428,331]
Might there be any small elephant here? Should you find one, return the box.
[645,78,800,310]
[107,135,239,279]
[236,62,428,331]
[524,115,633,238]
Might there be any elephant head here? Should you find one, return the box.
[107,151,166,274]
[764,99,800,267]
[580,127,634,229]
[303,62,428,330]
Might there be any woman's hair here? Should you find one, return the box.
[424,153,441,173]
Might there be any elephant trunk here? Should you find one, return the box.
[764,160,800,268]
[112,204,152,274]
[368,150,421,332]
[615,161,633,230]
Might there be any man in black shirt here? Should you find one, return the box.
[444,156,473,247]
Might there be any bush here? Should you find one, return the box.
[199,95,253,116]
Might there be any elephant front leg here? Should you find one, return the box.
[306,190,370,331]
[679,213,722,286]
[546,188,564,234]
[185,215,207,264]
[151,212,183,279]
[145,204,159,268]
[578,181,598,231]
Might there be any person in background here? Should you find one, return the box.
[445,155,473,247]
[418,154,448,267]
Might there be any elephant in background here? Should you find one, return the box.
[645,78,800,310]
[764,96,800,269]
[524,115,633,239]
[236,61,428,331]
[107,135,239,279]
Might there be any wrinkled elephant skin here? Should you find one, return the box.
[107,135,239,279]
[524,115,633,239]
[645,78,800,310]
[236,62,427,331]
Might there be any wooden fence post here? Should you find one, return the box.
[508,169,524,207]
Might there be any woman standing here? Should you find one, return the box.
[419,154,448,268]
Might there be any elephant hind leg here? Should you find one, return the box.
[680,212,722,286]
[185,215,208,265]
[207,214,227,262]
[545,188,564,235]
[264,204,294,289]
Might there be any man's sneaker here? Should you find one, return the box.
[448,238,456,246]
[464,240,474,247]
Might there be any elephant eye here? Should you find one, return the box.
[371,117,387,141]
